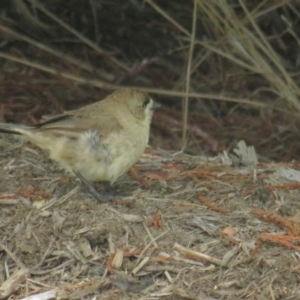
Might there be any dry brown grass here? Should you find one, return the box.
[1,0,300,160]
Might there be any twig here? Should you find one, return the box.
[132,257,150,275]
[40,186,79,210]
[0,268,30,300]
[0,242,26,269]
[143,222,158,248]
[135,229,169,266]
[174,243,223,266]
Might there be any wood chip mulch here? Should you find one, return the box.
[1,138,300,299]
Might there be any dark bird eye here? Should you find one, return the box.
[141,97,150,109]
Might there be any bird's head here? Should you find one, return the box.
[123,89,160,122]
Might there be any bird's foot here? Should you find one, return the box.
[75,172,111,203]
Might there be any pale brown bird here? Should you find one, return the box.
[0,89,159,202]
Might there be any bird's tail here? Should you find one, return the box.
[0,123,32,135]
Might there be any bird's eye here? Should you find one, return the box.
[141,97,150,109]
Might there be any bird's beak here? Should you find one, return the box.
[152,101,161,110]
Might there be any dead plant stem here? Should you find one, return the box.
[182,0,197,151]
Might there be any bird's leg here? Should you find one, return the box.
[100,181,118,194]
[75,172,110,203]
[97,181,127,198]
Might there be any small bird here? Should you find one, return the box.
[0,89,159,202]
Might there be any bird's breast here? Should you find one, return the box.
[67,126,150,183]
[105,128,149,182]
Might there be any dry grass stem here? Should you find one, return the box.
[181,0,197,151]
[27,0,130,71]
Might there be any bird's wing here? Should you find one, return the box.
[35,111,123,138]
